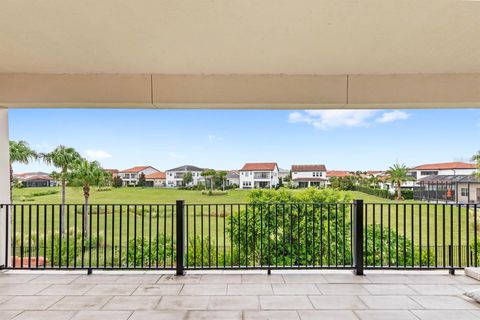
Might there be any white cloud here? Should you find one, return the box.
[288,110,377,130]
[168,152,185,159]
[85,150,112,161]
[208,135,223,141]
[289,109,411,129]
[376,110,410,123]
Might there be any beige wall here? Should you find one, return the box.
[2,73,480,109]
[0,108,9,267]
[457,183,480,204]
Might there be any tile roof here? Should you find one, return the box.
[326,170,352,178]
[166,165,205,172]
[413,162,477,170]
[145,172,166,179]
[291,164,326,172]
[119,166,152,173]
[240,162,278,171]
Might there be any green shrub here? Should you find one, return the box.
[354,186,394,200]
[228,188,352,266]
[124,236,175,267]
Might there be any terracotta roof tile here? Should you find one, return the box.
[145,172,166,179]
[119,166,151,173]
[327,170,352,178]
[413,162,476,170]
[240,162,278,171]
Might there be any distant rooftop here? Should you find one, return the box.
[119,166,155,173]
[166,165,205,172]
[292,164,327,172]
[413,162,476,170]
[240,163,278,171]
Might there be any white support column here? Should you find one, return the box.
[0,108,9,267]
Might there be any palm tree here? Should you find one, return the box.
[69,160,105,236]
[386,163,413,200]
[472,151,480,178]
[217,170,227,191]
[9,141,37,203]
[42,146,82,235]
[368,174,380,189]
[202,169,217,190]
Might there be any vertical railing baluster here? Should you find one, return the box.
[175,200,185,276]
[353,199,364,276]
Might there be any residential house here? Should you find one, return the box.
[145,171,166,188]
[239,162,279,189]
[415,175,480,204]
[226,171,240,187]
[381,162,477,194]
[325,170,352,186]
[411,162,477,180]
[118,166,160,186]
[165,165,205,187]
[105,169,119,178]
[14,172,57,188]
[291,164,327,188]
[278,168,290,180]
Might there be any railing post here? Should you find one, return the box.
[449,244,455,275]
[176,200,185,276]
[353,199,364,276]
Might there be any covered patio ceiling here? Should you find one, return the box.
[0,0,480,108]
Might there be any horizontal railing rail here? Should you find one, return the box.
[1,201,478,274]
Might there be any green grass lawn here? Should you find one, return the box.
[8,187,478,268]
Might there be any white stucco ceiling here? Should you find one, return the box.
[0,0,479,74]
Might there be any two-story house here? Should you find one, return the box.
[291,164,327,188]
[118,166,160,186]
[165,165,205,187]
[239,162,279,189]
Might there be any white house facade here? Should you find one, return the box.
[226,171,240,187]
[291,164,327,188]
[118,166,160,186]
[239,162,279,189]
[165,165,205,187]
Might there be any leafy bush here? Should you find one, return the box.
[201,190,228,196]
[354,186,393,199]
[229,188,352,266]
[395,189,413,200]
[186,236,240,267]
[363,224,436,267]
[124,236,175,267]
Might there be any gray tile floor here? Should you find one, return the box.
[1,270,480,319]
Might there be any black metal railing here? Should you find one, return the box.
[1,201,479,274]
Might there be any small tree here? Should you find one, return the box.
[69,160,105,236]
[202,169,217,190]
[216,170,227,191]
[112,175,123,188]
[473,151,480,178]
[137,173,146,187]
[182,172,193,186]
[386,163,413,200]
[9,141,38,203]
[42,145,82,235]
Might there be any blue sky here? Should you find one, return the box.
[9,108,480,173]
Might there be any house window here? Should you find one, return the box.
[242,181,251,187]
[461,188,469,197]
[420,171,438,176]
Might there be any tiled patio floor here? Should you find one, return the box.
[1,270,480,319]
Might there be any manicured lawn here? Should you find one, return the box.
[12,186,250,204]
[8,187,478,268]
